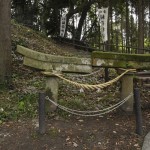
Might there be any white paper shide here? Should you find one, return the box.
[98,8,108,42]
[60,15,66,37]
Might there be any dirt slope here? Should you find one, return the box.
[11,20,90,57]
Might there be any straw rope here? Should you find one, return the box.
[64,68,104,77]
[43,69,136,90]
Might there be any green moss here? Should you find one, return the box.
[48,128,59,137]
[92,51,150,62]
[113,61,129,68]
[92,57,150,69]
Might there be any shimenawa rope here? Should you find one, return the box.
[43,69,136,90]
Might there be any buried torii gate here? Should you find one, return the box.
[17,45,150,113]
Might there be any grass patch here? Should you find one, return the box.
[56,98,87,118]
[48,128,60,138]
[0,90,38,123]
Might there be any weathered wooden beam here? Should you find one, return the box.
[17,45,91,65]
[23,57,92,73]
[92,51,150,69]
[92,58,150,69]
[92,51,150,62]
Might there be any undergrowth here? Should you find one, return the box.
[56,98,88,118]
[0,90,38,123]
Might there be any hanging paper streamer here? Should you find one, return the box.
[98,8,108,42]
[60,15,66,37]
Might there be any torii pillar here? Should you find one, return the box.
[45,73,59,112]
[120,73,134,112]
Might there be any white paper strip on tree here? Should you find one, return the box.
[60,15,66,37]
[98,7,108,42]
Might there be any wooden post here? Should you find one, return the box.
[104,42,109,82]
[121,74,134,112]
[38,92,46,134]
[134,88,143,135]
[105,67,109,82]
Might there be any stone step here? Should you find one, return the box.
[143,84,150,88]
[136,71,150,77]
[134,76,150,81]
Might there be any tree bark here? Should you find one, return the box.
[107,0,111,51]
[0,0,11,85]
[110,5,113,51]
[126,1,130,53]
[121,13,124,53]
[115,14,119,51]
[75,0,95,40]
[138,0,144,54]
[75,8,88,40]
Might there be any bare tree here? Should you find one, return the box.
[0,0,11,86]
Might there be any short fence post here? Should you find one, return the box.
[105,68,109,82]
[134,88,143,135]
[38,92,46,134]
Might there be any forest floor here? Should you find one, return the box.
[0,20,150,150]
[0,110,150,150]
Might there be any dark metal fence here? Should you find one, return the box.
[54,36,150,54]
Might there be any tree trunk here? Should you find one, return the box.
[130,6,134,53]
[126,1,130,53]
[0,0,11,85]
[115,13,119,51]
[14,0,25,23]
[110,6,113,51]
[75,1,94,41]
[65,1,75,37]
[75,7,89,40]
[138,0,144,54]
[149,1,150,48]
[107,1,111,51]
[121,13,124,53]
